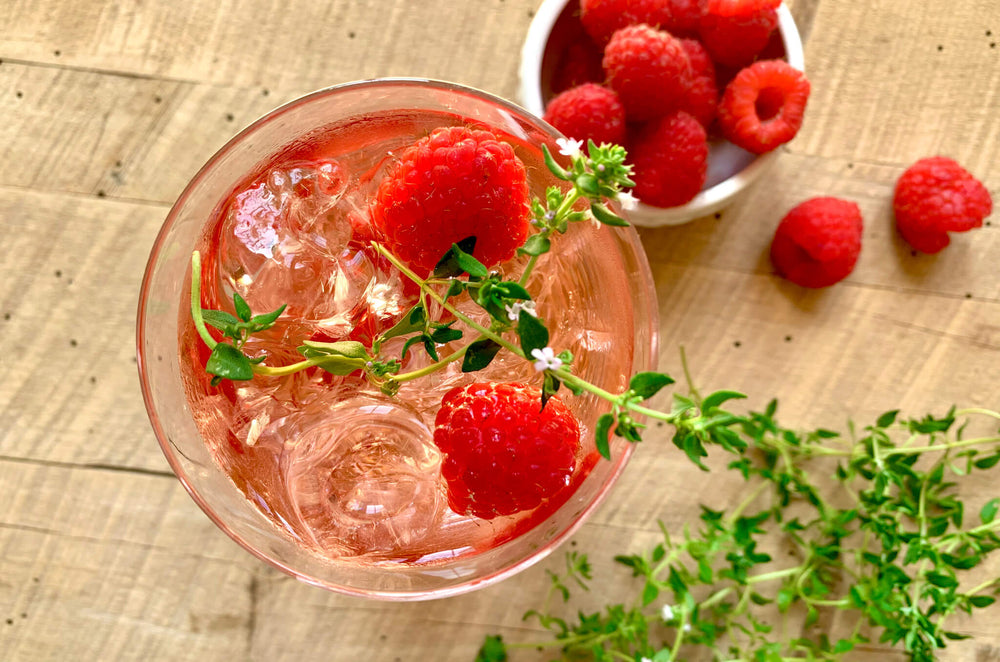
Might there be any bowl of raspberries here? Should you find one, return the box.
[520,0,809,226]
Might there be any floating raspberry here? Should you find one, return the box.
[544,83,628,147]
[434,382,581,520]
[372,126,531,275]
[603,24,693,121]
[770,197,863,288]
[678,38,719,128]
[717,59,810,154]
[894,157,993,254]
[700,7,778,68]
[630,111,708,208]
[579,0,673,45]
[705,0,781,17]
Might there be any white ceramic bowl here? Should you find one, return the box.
[519,1,805,227]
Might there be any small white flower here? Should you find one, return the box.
[641,658,653,662]
[683,623,692,633]
[505,300,538,322]
[556,137,584,157]
[660,603,675,622]
[617,190,640,211]
[531,346,563,372]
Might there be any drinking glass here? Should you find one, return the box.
[137,78,659,599]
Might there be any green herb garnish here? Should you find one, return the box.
[475,401,1000,662]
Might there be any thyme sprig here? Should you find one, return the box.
[475,403,1000,662]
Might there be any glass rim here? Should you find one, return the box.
[136,77,658,600]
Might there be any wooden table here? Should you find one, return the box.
[2,1,999,660]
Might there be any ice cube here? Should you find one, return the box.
[279,394,445,557]
[216,162,376,336]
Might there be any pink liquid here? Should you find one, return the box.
[180,109,638,565]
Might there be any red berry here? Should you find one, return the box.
[434,382,581,520]
[705,0,781,17]
[756,26,789,61]
[700,7,778,68]
[580,0,674,45]
[770,197,863,288]
[661,0,706,37]
[603,24,693,121]
[544,83,628,147]
[678,38,719,128]
[717,59,810,154]
[679,38,716,85]
[372,126,531,275]
[630,111,708,208]
[894,157,993,254]
[551,40,606,94]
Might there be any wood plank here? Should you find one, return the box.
[0,62,276,203]
[0,459,248,562]
[0,527,254,662]
[0,187,169,469]
[0,0,536,95]
[646,264,1000,428]
[250,571,550,662]
[794,0,1000,173]
[0,459,258,661]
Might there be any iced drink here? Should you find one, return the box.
[139,80,657,597]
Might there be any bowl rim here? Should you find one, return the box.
[518,2,805,227]
[136,77,659,600]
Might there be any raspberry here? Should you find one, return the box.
[661,0,705,37]
[700,7,778,68]
[678,38,719,128]
[580,0,673,45]
[894,157,993,254]
[756,26,789,61]
[603,24,693,121]
[372,126,531,275]
[543,83,628,147]
[551,40,606,94]
[433,382,581,520]
[705,0,781,17]
[630,111,708,208]
[717,59,810,154]
[770,197,863,288]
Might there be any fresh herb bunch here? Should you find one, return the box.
[189,137,673,458]
[475,393,1000,662]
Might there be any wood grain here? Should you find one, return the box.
[2,0,1000,660]
[0,188,167,469]
[0,0,535,98]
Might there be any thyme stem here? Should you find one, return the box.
[189,252,218,350]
